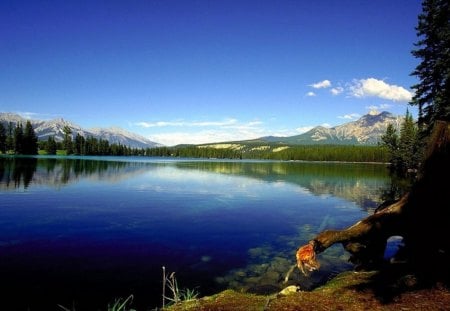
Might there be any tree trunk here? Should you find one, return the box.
[297,121,450,280]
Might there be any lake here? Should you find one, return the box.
[0,156,392,310]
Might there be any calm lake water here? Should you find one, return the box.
[0,156,392,310]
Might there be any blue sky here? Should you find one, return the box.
[1,0,422,146]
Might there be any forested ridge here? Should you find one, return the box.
[0,118,391,161]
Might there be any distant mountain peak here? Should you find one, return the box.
[247,111,404,146]
[0,112,162,148]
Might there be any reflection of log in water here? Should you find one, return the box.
[297,121,450,283]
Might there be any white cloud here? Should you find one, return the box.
[349,78,413,102]
[338,113,361,120]
[139,118,266,146]
[134,118,238,128]
[330,87,344,95]
[306,91,316,97]
[16,111,58,120]
[295,126,314,134]
[310,79,331,89]
[148,127,264,146]
[366,104,391,111]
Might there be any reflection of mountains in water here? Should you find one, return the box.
[0,157,390,210]
[173,161,390,211]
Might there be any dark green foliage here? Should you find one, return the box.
[380,110,420,175]
[381,124,398,154]
[5,122,14,152]
[22,121,38,155]
[74,133,86,155]
[62,126,73,155]
[0,123,6,153]
[1,121,39,155]
[46,136,57,155]
[411,0,450,133]
[144,144,388,162]
[13,123,24,154]
[397,110,420,172]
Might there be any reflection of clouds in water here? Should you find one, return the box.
[134,167,283,200]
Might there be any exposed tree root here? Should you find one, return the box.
[296,121,450,283]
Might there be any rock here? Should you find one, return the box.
[278,285,300,296]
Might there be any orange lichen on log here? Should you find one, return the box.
[296,241,320,275]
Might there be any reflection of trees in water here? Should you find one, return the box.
[0,157,148,189]
[175,161,392,211]
[0,157,37,189]
[378,174,414,204]
[1,158,402,211]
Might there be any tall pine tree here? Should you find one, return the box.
[22,121,38,155]
[13,123,24,154]
[381,123,399,169]
[0,123,6,153]
[5,122,14,152]
[411,0,450,134]
[62,125,73,155]
[46,136,57,155]
[397,110,419,174]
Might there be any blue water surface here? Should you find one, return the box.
[0,156,391,310]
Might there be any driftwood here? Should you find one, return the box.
[296,121,450,280]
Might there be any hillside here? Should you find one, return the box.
[254,111,403,145]
[195,111,403,154]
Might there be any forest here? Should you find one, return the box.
[1,117,422,164]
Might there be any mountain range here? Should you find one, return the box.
[198,110,403,148]
[256,110,404,145]
[1,111,403,148]
[0,113,161,149]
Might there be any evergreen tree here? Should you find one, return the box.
[46,136,57,155]
[0,123,6,153]
[74,133,86,155]
[397,110,419,174]
[62,125,73,155]
[22,121,38,155]
[381,111,420,175]
[411,0,450,134]
[381,123,400,168]
[5,122,14,152]
[13,123,24,154]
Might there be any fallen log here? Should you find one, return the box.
[296,121,450,280]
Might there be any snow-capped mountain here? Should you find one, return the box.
[0,113,161,148]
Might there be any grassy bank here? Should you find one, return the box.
[165,270,450,311]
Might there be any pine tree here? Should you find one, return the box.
[22,120,38,155]
[397,110,419,174]
[13,123,24,154]
[46,136,57,155]
[62,125,73,155]
[381,123,399,169]
[74,133,86,155]
[411,0,450,134]
[5,122,14,152]
[0,123,6,153]
[381,111,420,175]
